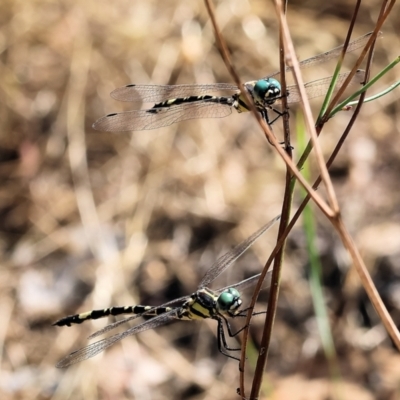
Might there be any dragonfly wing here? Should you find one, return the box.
[266,31,379,80]
[111,83,239,102]
[88,313,145,339]
[56,309,179,368]
[198,215,280,289]
[216,271,272,294]
[274,70,365,105]
[88,295,190,339]
[93,101,233,132]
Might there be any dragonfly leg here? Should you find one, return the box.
[236,309,267,317]
[223,314,248,338]
[268,106,287,125]
[227,307,268,336]
[216,318,241,361]
[260,108,293,151]
[215,311,270,363]
[259,109,280,147]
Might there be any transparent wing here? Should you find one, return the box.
[88,295,190,339]
[216,271,272,294]
[266,31,380,79]
[92,101,233,132]
[273,70,365,105]
[56,309,179,368]
[198,215,280,289]
[111,83,239,102]
[87,313,145,340]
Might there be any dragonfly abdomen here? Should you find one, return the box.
[53,305,173,327]
[148,95,234,113]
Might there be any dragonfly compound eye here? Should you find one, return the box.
[253,78,281,105]
[217,288,242,313]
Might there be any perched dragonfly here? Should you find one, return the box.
[54,215,280,368]
[92,32,377,132]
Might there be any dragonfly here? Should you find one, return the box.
[54,215,280,368]
[92,32,378,133]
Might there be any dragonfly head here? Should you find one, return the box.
[253,78,281,106]
[216,288,242,316]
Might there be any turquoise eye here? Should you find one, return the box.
[253,78,282,105]
[217,288,242,312]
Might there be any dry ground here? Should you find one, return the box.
[1,1,400,399]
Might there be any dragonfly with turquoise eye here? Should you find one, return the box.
[92,32,377,132]
[54,215,280,368]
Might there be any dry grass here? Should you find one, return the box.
[1,1,400,399]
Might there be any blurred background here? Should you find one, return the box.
[1,0,400,399]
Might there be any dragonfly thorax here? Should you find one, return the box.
[253,78,281,106]
[216,288,242,316]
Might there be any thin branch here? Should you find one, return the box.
[274,0,339,214]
